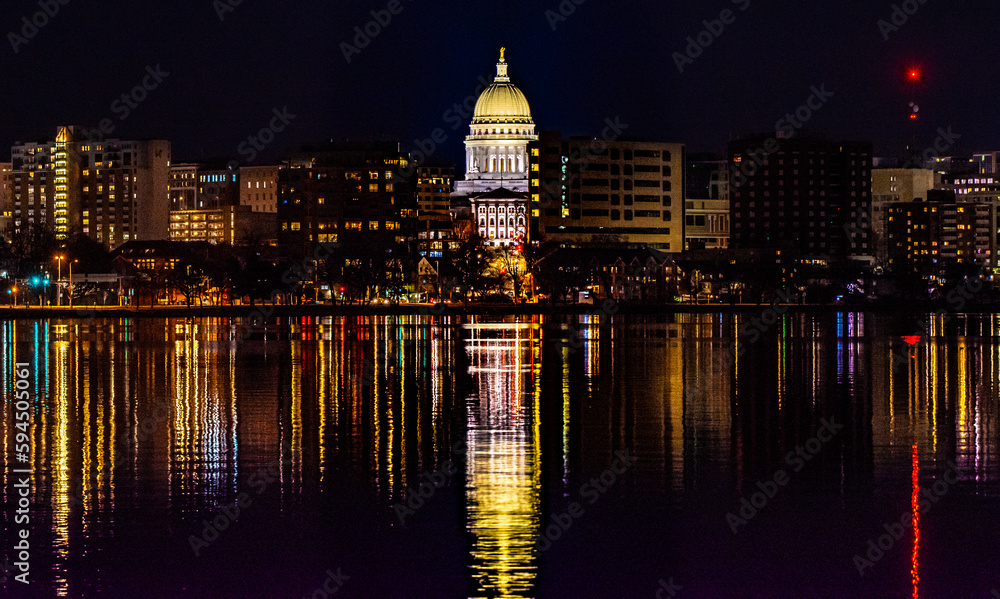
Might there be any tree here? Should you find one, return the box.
[63,230,112,273]
[493,247,529,302]
[452,234,491,305]
[167,260,210,307]
[6,223,58,265]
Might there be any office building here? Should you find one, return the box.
[9,126,170,247]
[168,205,272,244]
[240,165,280,213]
[416,165,457,257]
[277,141,417,257]
[871,168,935,264]
[887,192,992,274]
[529,134,685,250]
[0,163,11,234]
[729,135,872,262]
[685,159,729,250]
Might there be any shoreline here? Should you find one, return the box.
[0,301,997,319]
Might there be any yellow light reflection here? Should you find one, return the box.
[464,321,540,598]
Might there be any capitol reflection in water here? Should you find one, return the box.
[1,313,998,598]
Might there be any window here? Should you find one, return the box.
[345,221,362,230]
[368,183,379,193]
[369,222,379,230]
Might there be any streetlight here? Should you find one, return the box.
[9,286,17,307]
[55,255,65,307]
[68,259,78,308]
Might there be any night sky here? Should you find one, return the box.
[2,0,997,167]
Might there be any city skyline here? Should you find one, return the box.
[2,1,998,168]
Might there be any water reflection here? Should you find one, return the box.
[464,321,541,598]
[0,313,997,597]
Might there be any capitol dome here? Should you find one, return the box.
[472,50,534,125]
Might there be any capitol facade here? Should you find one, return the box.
[455,49,537,246]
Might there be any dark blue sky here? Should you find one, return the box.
[2,0,996,167]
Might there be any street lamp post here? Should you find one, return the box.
[55,255,66,307]
[68,260,77,308]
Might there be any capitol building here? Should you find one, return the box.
[455,49,536,246]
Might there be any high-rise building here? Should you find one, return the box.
[973,152,1000,175]
[0,162,12,234]
[169,163,277,244]
[277,141,417,257]
[416,165,456,257]
[9,126,170,247]
[196,167,240,209]
[685,159,729,250]
[169,163,200,211]
[871,168,935,265]
[169,205,267,245]
[454,49,537,196]
[529,134,685,251]
[239,165,280,213]
[729,135,872,262]
[887,192,992,274]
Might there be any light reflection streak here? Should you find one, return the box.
[911,443,920,599]
[464,321,540,598]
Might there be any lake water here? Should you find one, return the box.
[1,313,999,598]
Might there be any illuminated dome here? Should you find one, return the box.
[472,50,533,125]
[456,49,537,196]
